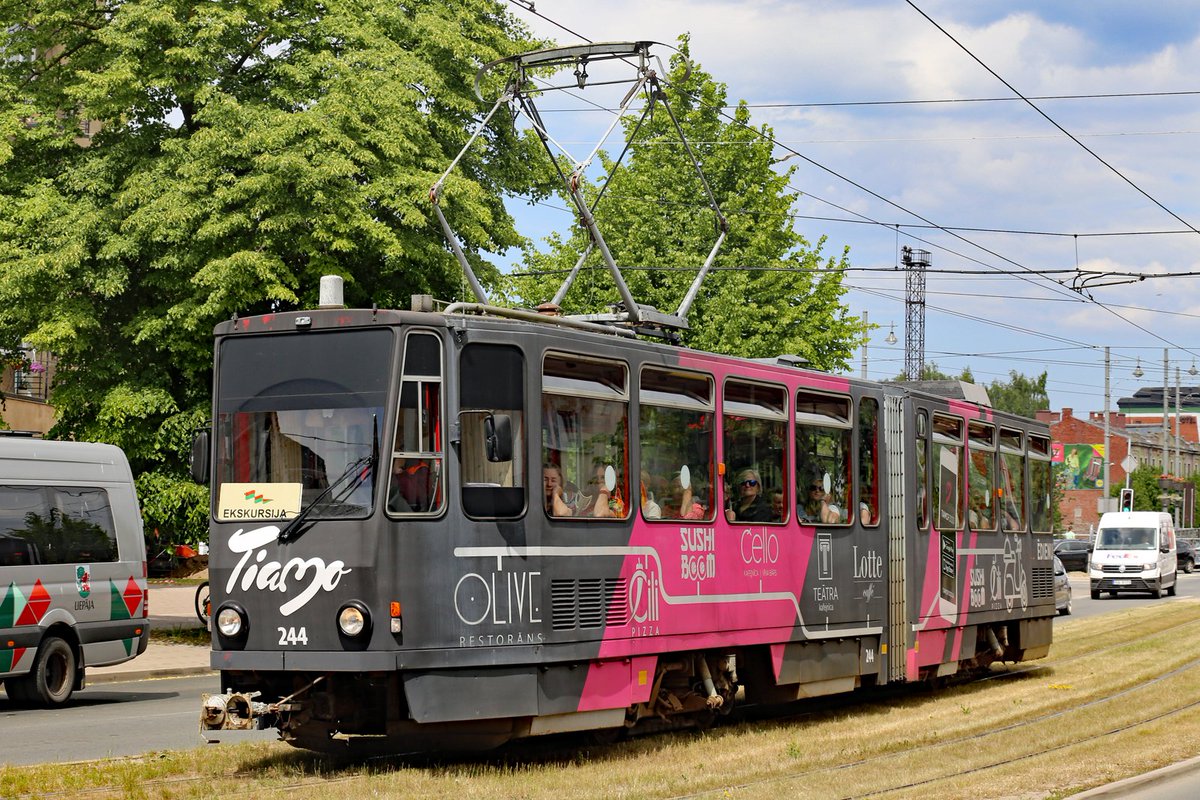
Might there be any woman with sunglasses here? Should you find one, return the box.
[725,468,773,522]
[802,479,841,524]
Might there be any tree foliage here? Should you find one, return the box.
[894,364,1049,419]
[987,370,1050,418]
[0,0,540,543]
[504,39,860,369]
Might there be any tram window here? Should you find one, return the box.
[543,354,629,521]
[916,411,930,530]
[724,380,786,524]
[389,332,446,517]
[999,428,1025,531]
[933,413,964,531]
[639,368,715,522]
[858,397,880,527]
[967,421,996,531]
[1029,434,1053,533]
[794,390,850,526]
[459,344,526,518]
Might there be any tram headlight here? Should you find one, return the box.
[337,602,371,638]
[214,602,249,650]
[217,606,244,637]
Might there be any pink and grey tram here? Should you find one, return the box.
[195,294,1056,751]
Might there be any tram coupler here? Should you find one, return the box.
[200,691,278,731]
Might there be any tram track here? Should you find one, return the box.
[664,641,1200,799]
[8,603,1200,799]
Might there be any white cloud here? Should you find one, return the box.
[509,1,1200,409]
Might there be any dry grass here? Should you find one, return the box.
[5,601,1200,799]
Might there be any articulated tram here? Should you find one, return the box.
[196,281,1056,752]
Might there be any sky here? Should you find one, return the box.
[479,0,1200,418]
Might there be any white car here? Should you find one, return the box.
[1054,556,1072,616]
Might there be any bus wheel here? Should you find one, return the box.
[17,637,76,708]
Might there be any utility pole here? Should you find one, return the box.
[1163,348,1169,512]
[861,310,868,380]
[1103,346,1110,508]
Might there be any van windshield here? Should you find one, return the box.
[1095,527,1156,550]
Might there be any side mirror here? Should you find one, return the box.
[484,414,513,463]
[190,429,211,484]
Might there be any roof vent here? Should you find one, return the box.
[318,275,344,309]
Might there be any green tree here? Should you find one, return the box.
[987,370,1050,418]
[0,1,540,543]
[1109,466,1169,512]
[504,38,860,369]
[893,364,1048,419]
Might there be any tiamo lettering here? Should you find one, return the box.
[226,525,352,616]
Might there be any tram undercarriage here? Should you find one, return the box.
[201,650,742,753]
[199,620,1051,754]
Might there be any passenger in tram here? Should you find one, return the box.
[968,499,991,530]
[543,464,576,517]
[640,469,662,520]
[859,500,874,525]
[662,473,706,520]
[1001,498,1021,530]
[580,465,626,518]
[726,468,773,522]
[801,479,840,524]
[769,487,786,522]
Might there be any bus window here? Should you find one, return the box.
[639,368,715,522]
[794,390,851,526]
[389,332,445,516]
[858,397,880,526]
[542,354,629,520]
[1029,434,1053,533]
[724,380,786,524]
[0,485,118,564]
[933,413,964,531]
[967,421,995,531]
[460,344,526,519]
[999,428,1025,531]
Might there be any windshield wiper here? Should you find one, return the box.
[278,451,376,544]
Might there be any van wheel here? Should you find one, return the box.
[1090,588,1100,600]
[1167,581,1177,597]
[1151,586,1163,599]
[13,637,76,708]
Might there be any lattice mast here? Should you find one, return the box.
[902,246,929,381]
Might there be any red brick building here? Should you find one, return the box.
[1036,408,1132,536]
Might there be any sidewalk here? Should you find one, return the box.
[87,584,214,685]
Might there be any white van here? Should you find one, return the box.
[1089,511,1177,600]
[0,437,148,706]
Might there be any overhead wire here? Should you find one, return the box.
[503,1,1200,371]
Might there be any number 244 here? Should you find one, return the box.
[277,626,308,645]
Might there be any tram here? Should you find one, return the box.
[195,41,1055,752]
[195,277,1055,751]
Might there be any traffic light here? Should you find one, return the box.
[1119,488,1134,512]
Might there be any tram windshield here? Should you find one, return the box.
[213,329,392,521]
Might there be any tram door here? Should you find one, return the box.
[884,394,907,683]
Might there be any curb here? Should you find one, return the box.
[1073,754,1200,798]
[87,665,216,685]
